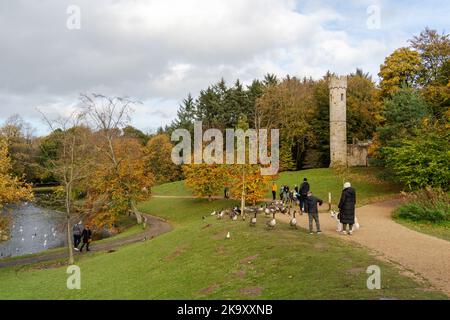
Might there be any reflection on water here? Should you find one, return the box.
[0,203,66,259]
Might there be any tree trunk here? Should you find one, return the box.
[66,191,74,265]
[241,166,246,221]
[132,202,142,224]
[67,217,74,265]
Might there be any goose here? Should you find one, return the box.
[250,211,257,226]
[290,211,298,229]
[210,211,217,216]
[226,232,231,239]
[266,212,276,228]
[217,210,225,220]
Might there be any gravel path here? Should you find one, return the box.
[0,213,172,268]
[277,199,450,297]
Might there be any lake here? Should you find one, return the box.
[0,203,66,259]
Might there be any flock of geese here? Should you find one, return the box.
[209,200,299,238]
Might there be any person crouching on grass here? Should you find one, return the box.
[80,225,92,252]
[305,191,323,234]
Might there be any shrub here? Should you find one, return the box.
[394,188,450,223]
[384,129,450,190]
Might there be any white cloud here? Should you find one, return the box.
[0,0,447,134]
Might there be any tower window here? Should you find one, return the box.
[341,93,344,101]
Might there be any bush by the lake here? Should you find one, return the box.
[394,188,450,223]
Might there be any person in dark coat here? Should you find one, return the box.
[304,191,323,234]
[338,182,356,235]
[299,178,310,213]
[80,226,92,252]
[72,222,82,251]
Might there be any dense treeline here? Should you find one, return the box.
[0,28,448,221]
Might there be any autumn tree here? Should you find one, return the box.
[81,94,154,226]
[256,76,316,169]
[146,133,181,185]
[0,139,34,239]
[0,115,43,182]
[39,110,92,264]
[410,28,450,86]
[86,137,154,227]
[409,28,450,120]
[183,163,225,201]
[379,47,422,98]
[227,164,271,206]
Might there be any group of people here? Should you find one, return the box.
[272,179,357,235]
[72,222,93,252]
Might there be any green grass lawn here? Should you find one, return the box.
[393,218,450,242]
[152,167,401,207]
[0,195,445,300]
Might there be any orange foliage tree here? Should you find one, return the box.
[228,164,271,206]
[0,139,33,238]
[183,163,226,201]
[146,133,181,185]
[86,137,154,229]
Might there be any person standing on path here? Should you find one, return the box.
[271,182,278,201]
[72,222,82,251]
[80,225,92,252]
[305,191,323,234]
[338,182,356,235]
[299,178,310,213]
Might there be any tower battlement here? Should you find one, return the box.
[329,75,347,90]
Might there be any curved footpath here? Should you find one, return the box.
[277,199,450,297]
[0,213,172,268]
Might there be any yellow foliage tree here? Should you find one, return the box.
[0,139,33,238]
[183,163,226,201]
[228,164,271,206]
[379,47,422,98]
[86,137,154,228]
[146,134,181,184]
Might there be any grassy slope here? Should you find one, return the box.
[0,168,445,299]
[392,218,450,242]
[0,194,445,299]
[153,167,401,206]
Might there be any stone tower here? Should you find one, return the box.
[329,75,347,167]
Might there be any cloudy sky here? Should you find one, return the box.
[1,0,449,135]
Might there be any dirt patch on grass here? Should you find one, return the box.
[239,287,263,296]
[240,254,259,265]
[232,269,246,279]
[199,283,220,295]
[313,242,329,251]
[164,246,188,261]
